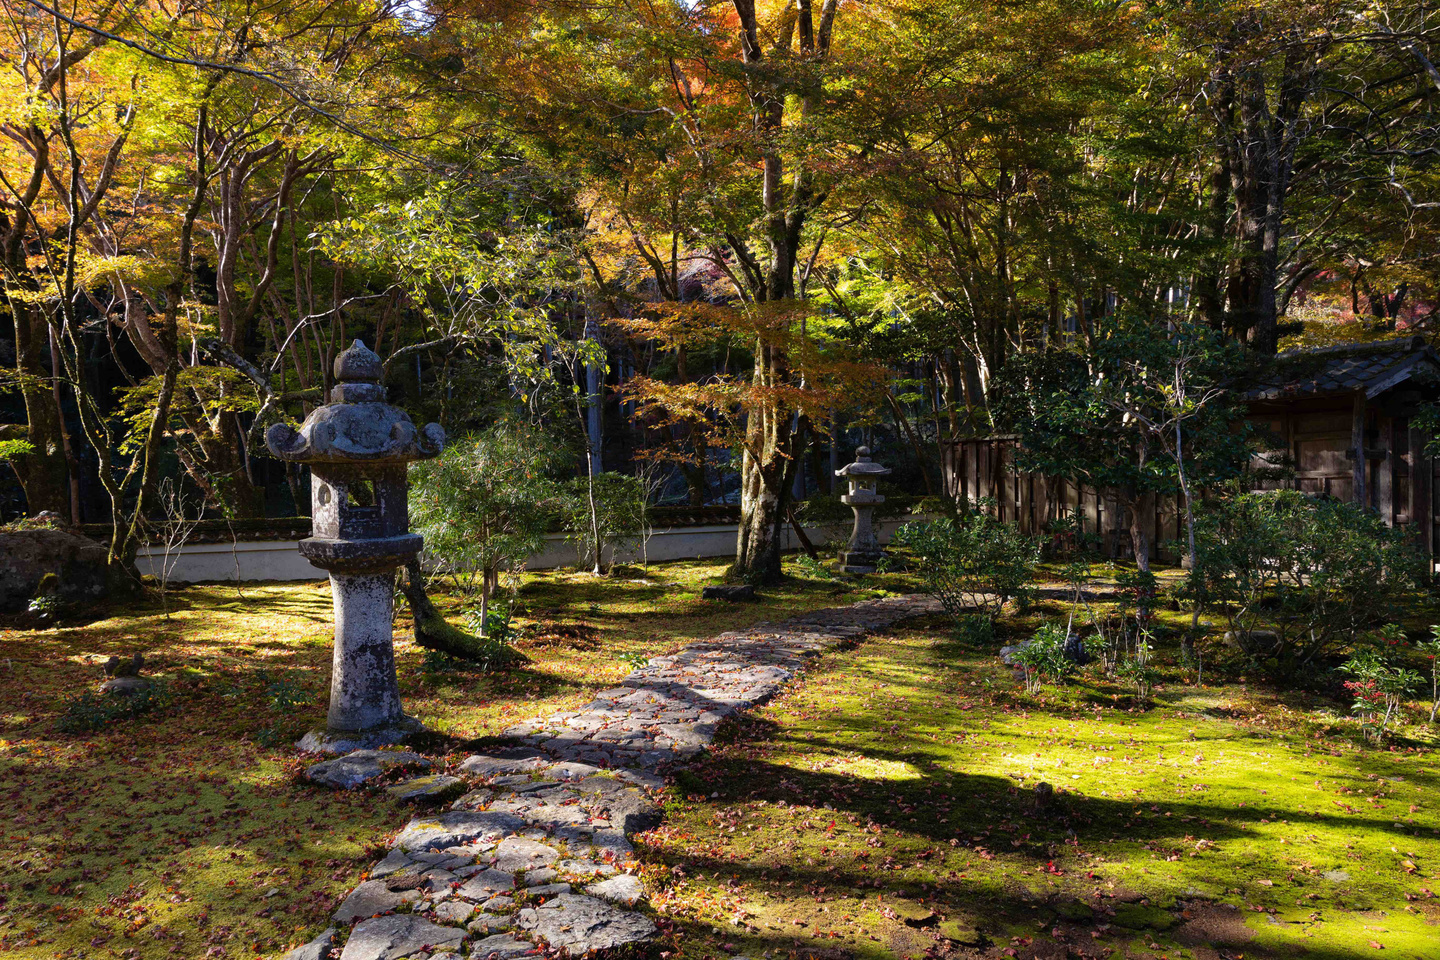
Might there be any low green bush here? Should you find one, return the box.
[1011,622,1075,693]
[1185,490,1427,667]
[1340,646,1419,741]
[57,682,172,734]
[886,509,1040,625]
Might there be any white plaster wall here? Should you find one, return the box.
[139,519,917,583]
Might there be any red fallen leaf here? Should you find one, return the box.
[1368,940,1384,949]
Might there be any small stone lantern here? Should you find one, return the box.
[835,446,891,573]
[266,340,445,753]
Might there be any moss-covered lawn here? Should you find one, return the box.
[0,559,909,959]
[639,613,1440,960]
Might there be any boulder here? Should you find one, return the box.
[100,676,154,698]
[0,527,110,612]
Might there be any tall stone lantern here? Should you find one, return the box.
[835,446,891,574]
[266,340,445,753]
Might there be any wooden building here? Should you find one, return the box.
[940,336,1440,561]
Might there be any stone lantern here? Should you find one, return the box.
[835,446,891,573]
[266,340,445,753]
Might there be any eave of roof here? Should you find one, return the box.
[1246,335,1440,402]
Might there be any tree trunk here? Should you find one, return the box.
[11,301,70,516]
[402,559,527,666]
[734,345,793,584]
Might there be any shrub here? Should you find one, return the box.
[564,472,647,575]
[886,511,1040,624]
[1011,622,1075,694]
[1115,648,1158,701]
[58,682,172,734]
[410,423,570,603]
[1186,490,1427,667]
[1421,627,1440,724]
[1340,647,1419,741]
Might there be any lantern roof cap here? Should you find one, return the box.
[335,339,384,383]
[264,341,444,465]
[835,446,891,477]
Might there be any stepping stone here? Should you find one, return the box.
[493,838,559,872]
[612,769,666,791]
[584,874,645,906]
[470,934,541,960]
[457,868,516,900]
[589,830,634,860]
[480,895,516,912]
[601,790,663,835]
[523,882,571,898]
[451,788,493,810]
[523,867,557,884]
[307,750,429,790]
[468,915,514,934]
[459,751,550,777]
[385,774,463,803]
[549,761,601,780]
[332,880,419,923]
[369,849,413,880]
[418,869,458,893]
[516,893,656,952]
[282,927,337,960]
[338,914,465,960]
[396,811,528,852]
[432,900,475,924]
[491,774,535,789]
[556,859,616,879]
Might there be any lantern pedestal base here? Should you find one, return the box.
[296,569,423,755]
[838,551,884,575]
[296,715,428,755]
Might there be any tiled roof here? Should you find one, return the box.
[1247,336,1440,401]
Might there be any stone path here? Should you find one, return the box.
[291,594,940,960]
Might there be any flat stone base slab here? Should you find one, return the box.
[297,716,428,755]
[306,749,430,789]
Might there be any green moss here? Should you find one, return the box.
[639,614,1440,960]
[0,557,916,959]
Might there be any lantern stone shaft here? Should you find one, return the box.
[835,446,891,574]
[265,340,445,753]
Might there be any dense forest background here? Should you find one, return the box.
[3,0,1439,581]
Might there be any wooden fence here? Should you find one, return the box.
[940,436,1184,562]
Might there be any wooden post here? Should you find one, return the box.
[1378,416,1394,524]
[1352,391,1367,507]
[1411,420,1434,563]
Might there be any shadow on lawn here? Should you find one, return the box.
[650,745,1417,960]
[652,896,1379,960]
